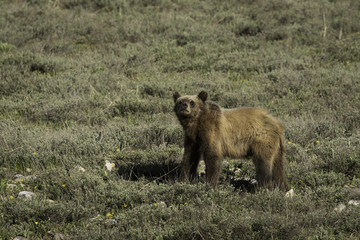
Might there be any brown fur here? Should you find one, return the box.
[173,90,289,191]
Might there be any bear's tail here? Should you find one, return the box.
[272,136,289,191]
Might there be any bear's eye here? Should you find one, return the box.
[190,101,195,107]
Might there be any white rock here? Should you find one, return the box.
[14,174,24,181]
[90,214,103,222]
[7,184,17,189]
[198,161,205,173]
[76,166,86,172]
[105,160,115,171]
[54,233,66,240]
[343,185,360,197]
[159,201,167,208]
[13,236,28,240]
[18,191,36,199]
[26,175,37,180]
[348,200,360,206]
[47,231,66,240]
[250,179,258,185]
[104,219,117,225]
[285,189,295,198]
[14,174,37,182]
[87,215,103,227]
[334,203,346,213]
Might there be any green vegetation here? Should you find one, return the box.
[1,0,360,239]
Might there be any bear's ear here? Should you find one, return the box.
[198,91,208,102]
[173,91,181,103]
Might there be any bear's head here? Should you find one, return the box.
[173,91,208,120]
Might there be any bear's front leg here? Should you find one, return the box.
[204,150,222,187]
[179,137,201,183]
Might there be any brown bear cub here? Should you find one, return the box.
[173,90,289,191]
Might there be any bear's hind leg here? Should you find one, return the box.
[272,151,289,191]
[253,156,274,190]
[252,140,279,190]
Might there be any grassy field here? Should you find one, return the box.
[1,0,360,239]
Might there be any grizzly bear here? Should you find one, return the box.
[173,90,289,191]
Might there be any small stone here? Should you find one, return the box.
[285,189,295,198]
[18,191,36,199]
[7,184,17,189]
[250,179,258,185]
[159,201,167,208]
[54,233,66,240]
[104,219,117,225]
[344,185,360,197]
[348,200,360,206]
[76,166,86,172]
[105,160,115,171]
[13,236,28,240]
[14,174,37,182]
[26,175,37,180]
[87,215,104,227]
[47,231,66,240]
[334,203,346,213]
[14,174,24,181]
[90,214,103,222]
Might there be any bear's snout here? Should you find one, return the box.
[177,101,190,113]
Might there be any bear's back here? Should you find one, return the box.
[221,107,283,137]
